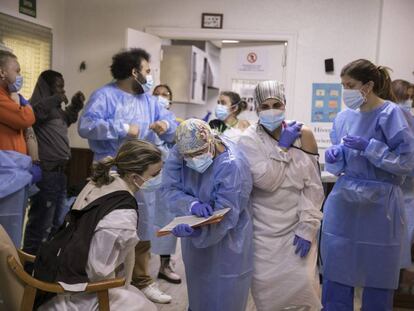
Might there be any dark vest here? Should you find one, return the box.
[33,190,137,307]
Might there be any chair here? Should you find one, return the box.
[0,225,125,311]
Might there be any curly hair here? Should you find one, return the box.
[110,48,150,80]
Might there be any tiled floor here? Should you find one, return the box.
[148,242,414,311]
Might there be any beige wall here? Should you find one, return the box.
[2,0,414,149]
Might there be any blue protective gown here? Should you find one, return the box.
[78,83,177,161]
[161,139,253,311]
[77,84,177,240]
[150,136,178,255]
[322,102,414,289]
[399,109,414,264]
[0,151,32,246]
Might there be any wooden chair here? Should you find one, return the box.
[0,225,125,311]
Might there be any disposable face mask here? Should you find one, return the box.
[259,109,285,132]
[215,105,230,121]
[185,152,213,174]
[134,172,162,191]
[142,75,154,93]
[8,75,23,93]
[343,89,365,110]
[399,99,413,112]
[157,95,171,109]
[133,74,153,94]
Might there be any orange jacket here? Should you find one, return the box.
[0,86,35,154]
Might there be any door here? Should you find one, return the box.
[220,41,287,121]
[125,28,162,88]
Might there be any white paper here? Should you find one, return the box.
[159,208,231,233]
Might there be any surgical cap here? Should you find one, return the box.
[254,80,286,107]
[175,118,214,155]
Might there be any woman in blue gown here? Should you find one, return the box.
[321,59,414,311]
[161,118,253,311]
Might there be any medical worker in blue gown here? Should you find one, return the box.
[392,79,414,252]
[150,84,182,284]
[322,59,414,311]
[161,119,253,311]
[0,150,33,247]
[78,48,177,303]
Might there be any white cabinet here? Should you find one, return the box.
[161,45,208,105]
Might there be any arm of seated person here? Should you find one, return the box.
[300,125,318,154]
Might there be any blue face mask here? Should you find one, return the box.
[157,95,170,109]
[215,105,230,121]
[143,75,154,93]
[185,153,213,174]
[343,88,366,110]
[8,75,23,93]
[259,109,285,131]
[136,172,162,191]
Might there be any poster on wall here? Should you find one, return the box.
[311,83,342,123]
[237,49,268,72]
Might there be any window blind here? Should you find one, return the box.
[0,12,52,98]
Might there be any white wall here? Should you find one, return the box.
[4,0,413,149]
[61,0,384,147]
[377,0,414,82]
[0,0,66,71]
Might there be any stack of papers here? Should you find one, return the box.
[157,208,231,237]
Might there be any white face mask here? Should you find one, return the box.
[157,95,170,109]
[399,99,413,112]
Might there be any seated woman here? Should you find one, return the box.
[238,80,324,311]
[209,91,250,142]
[34,140,160,311]
[161,119,253,311]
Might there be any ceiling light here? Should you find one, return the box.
[221,40,240,43]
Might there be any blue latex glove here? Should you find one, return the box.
[30,164,42,184]
[293,235,311,258]
[325,145,342,164]
[191,202,213,218]
[279,121,303,148]
[342,135,369,151]
[171,224,200,237]
[18,94,30,106]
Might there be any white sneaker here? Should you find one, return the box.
[141,283,172,304]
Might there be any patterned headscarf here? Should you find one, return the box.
[254,80,286,107]
[175,119,214,155]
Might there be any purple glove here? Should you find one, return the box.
[293,235,311,258]
[325,145,342,164]
[343,135,369,151]
[30,164,42,184]
[279,121,303,148]
[18,94,30,106]
[171,224,200,237]
[191,202,213,218]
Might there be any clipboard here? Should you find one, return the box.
[156,208,231,237]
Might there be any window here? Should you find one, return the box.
[0,12,52,98]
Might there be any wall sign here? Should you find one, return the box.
[238,49,268,72]
[19,0,36,18]
[201,13,223,29]
[311,83,342,122]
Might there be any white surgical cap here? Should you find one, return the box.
[254,80,286,107]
